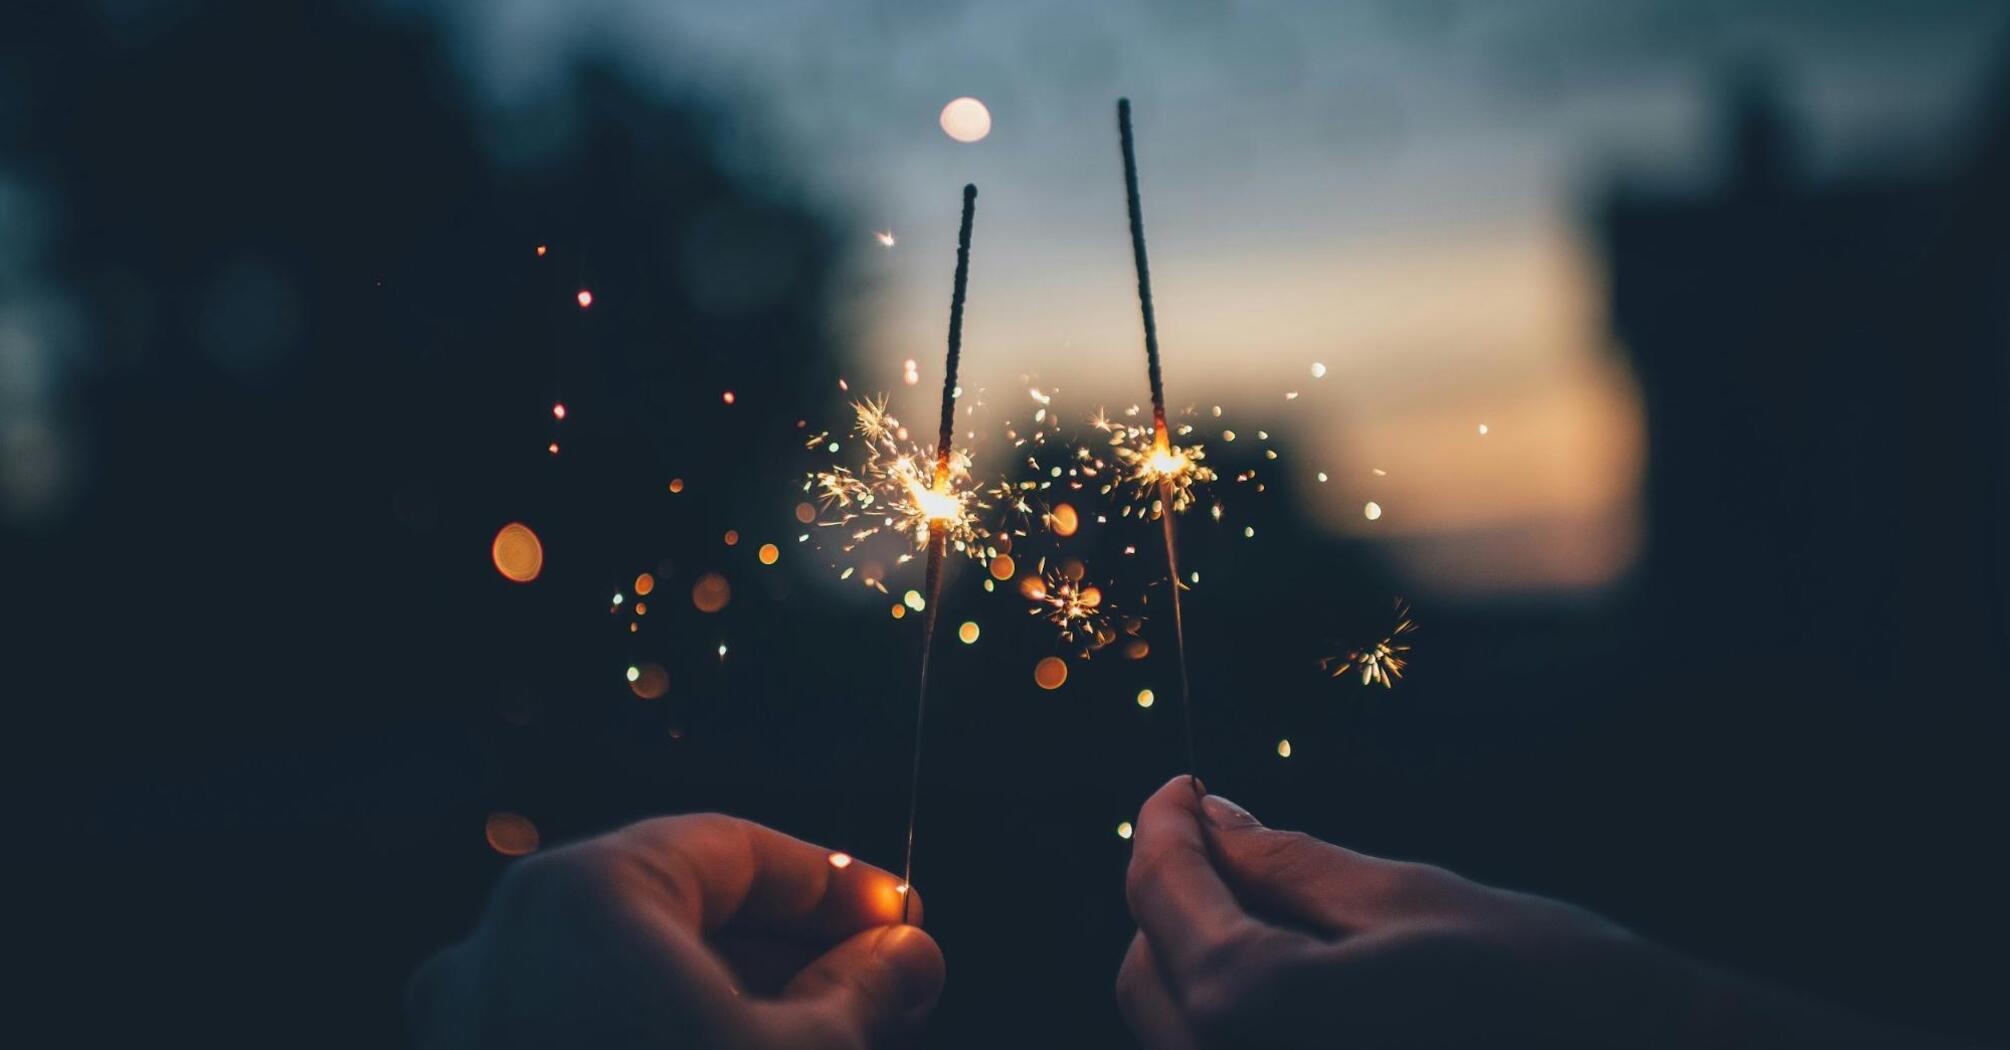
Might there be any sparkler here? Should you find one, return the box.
[899,183,979,924]
[1322,601,1417,689]
[1117,98,1204,780]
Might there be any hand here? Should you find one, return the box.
[1117,776,1926,1049]
[409,814,943,1050]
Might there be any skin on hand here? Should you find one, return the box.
[1116,776,1925,1050]
[408,814,944,1050]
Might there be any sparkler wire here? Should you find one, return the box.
[901,184,977,924]
[1118,98,1200,785]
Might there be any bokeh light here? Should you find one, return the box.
[692,573,732,613]
[1034,656,1068,690]
[989,553,1015,580]
[576,289,592,308]
[1364,501,1383,521]
[490,522,543,583]
[758,542,779,565]
[634,573,655,596]
[828,852,853,869]
[485,812,540,856]
[1276,739,1293,758]
[1116,821,1134,840]
[1047,502,1079,537]
[958,621,979,644]
[629,663,669,699]
[939,96,992,142]
[1136,689,1154,708]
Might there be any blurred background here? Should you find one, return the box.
[7,1,2007,1045]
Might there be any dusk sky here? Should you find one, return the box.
[373,1,2010,591]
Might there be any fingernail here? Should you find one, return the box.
[1201,794,1259,828]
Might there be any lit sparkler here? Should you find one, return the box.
[1117,98,1203,780]
[1322,601,1417,689]
[899,184,980,925]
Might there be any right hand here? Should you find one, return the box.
[1117,775,1923,1049]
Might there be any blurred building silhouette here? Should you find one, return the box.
[1600,64,2009,693]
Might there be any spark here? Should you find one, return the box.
[1026,561,1116,655]
[1310,362,1327,378]
[829,851,854,869]
[1116,821,1134,840]
[1478,423,1489,436]
[875,230,896,248]
[576,290,593,308]
[1092,410,1215,518]
[1322,602,1416,689]
[807,396,985,557]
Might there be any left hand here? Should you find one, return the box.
[408,814,944,1050]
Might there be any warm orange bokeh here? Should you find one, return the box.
[634,572,655,596]
[691,573,731,613]
[628,663,669,700]
[989,553,1015,580]
[1047,503,1079,537]
[1034,656,1068,690]
[491,523,543,583]
[485,812,541,856]
[758,543,779,565]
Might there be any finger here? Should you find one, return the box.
[1126,775,1267,989]
[757,924,946,1049]
[1115,933,1200,1050]
[613,814,916,938]
[1198,793,1446,932]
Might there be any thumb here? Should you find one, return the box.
[759,924,945,1047]
[1198,793,1401,934]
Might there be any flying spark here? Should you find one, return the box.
[1321,601,1416,689]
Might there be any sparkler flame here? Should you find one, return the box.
[1093,411,1216,517]
[808,396,984,557]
